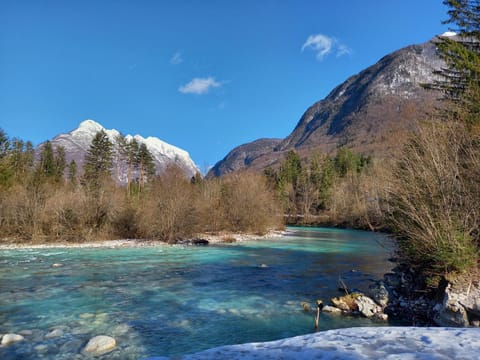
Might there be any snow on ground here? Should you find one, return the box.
[146,327,480,360]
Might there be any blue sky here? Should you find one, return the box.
[0,1,448,170]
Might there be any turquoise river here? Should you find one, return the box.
[0,227,395,359]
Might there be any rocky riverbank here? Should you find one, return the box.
[372,264,480,327]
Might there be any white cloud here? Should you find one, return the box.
[179,77,221,95]
[302,34,352,60]
[170,51,183,65]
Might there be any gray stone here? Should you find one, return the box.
[434,283,470,327]
[45,328,64,339]
[19,329,33,336]
[373,312,389,321]
[384,273,402,288]
[322,305,342,314]
[35,344,48,353]
[355,295,382,318]
[60,339,83,353]
[1,333,25,345]
[82,335,116,356]
[52,263,64,268]
[369,281,389,307]
[112,324,131,336]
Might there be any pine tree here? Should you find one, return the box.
[36,141,56,179]
[0,128,10,159]
[137,143,156,185]
[433,0,480,125]
[54,145,66,183]
[83,130,113,187]
[67,160,78,186]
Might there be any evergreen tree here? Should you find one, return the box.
[137,143,156,185]
[0,129,13,188]
[0,128,10,159]
[432,0,480,125]
[54,145,67,183]
[36,141,56,179]
[67,160,78,186]
[83,130,113,187]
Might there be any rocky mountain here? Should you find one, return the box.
[208,35,447,177]
[207,138,282,178]
[44,119,199,182]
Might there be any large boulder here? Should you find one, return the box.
[82,335,116,356]
[434,282,479,327]
[355,295,383,318]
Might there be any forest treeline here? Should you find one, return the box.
[263,148,387,230]
[0,130,282,243]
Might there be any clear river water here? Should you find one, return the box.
[0,227,394,359]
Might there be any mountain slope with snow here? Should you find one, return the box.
[46,119,199,182]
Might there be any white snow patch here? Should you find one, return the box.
[145,327,480,359]
[441,31,457,37]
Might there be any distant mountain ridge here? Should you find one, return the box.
[208,36,446,177]
[44,119,199,182]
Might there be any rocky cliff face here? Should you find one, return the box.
[207,138,282,178]
[209,37,445,177]
[43,119,199,182]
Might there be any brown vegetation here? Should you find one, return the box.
[388,121,480,277]
[0,150,283,244]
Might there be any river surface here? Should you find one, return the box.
[0,227,394,359]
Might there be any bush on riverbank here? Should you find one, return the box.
[388,121,479,279]
[0,138,283,243]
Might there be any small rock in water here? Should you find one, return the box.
[374,313,389,321]
[1,333,25,345]
[112,324,131,336]
[35,344,49,353]
[82,335,116,356]
[19,329,33,336]
[80,313,95,319]
[45,328,64,339]
[259,264,268,268]
[52,263,64,268]
[322,305,342,314]
[301,301,311,312]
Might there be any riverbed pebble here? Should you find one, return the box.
[1,333,25,345]
[322,305,342,314]
[45,328,64,339]
[82,335,116,356]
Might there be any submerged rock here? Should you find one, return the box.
[301,302,311,312]
[1,333,25,345]
[45,328,64,339]
[82,335,116,356]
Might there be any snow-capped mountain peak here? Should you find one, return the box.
[44,119,199,182]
